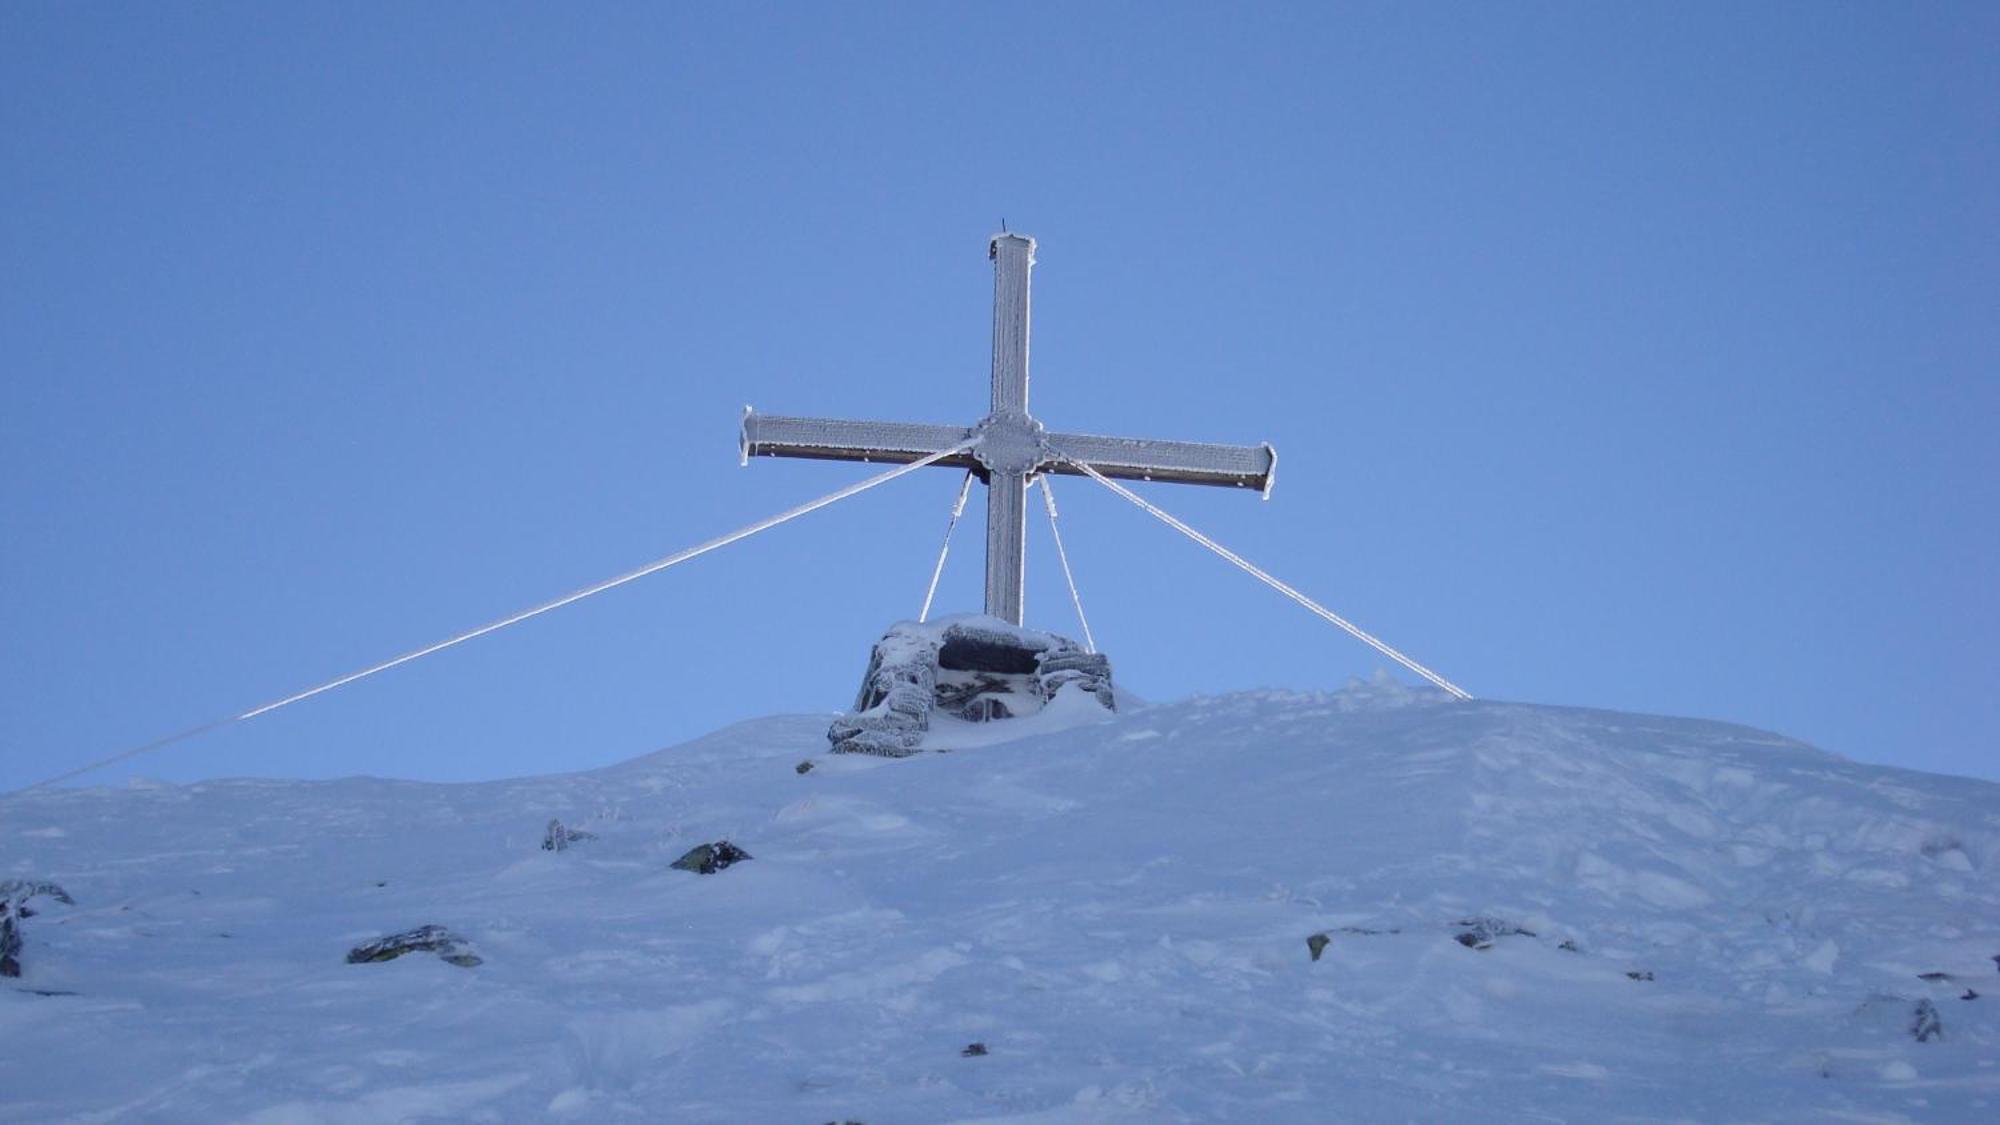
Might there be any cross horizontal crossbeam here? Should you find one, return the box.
[738,413,979,472]
[1042,432,1275,496]
[742,233,1275,625]
[741,410,1275,495]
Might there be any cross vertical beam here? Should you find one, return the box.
[989,234,1034,415]
[984,233,1036,625]
[985,472,1028,624]
[738,232,1276,632]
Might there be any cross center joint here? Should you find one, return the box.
[971,411,1048,477]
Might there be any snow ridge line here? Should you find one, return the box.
[23,440,981,791]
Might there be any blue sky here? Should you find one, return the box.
[3,3,1993,790]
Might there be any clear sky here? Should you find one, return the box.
[3,3,1993,791]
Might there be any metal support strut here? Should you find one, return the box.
[1051,449,1472,700]
[1039,476,1097,653]
[28,440,981,789]
[920,471,976,622]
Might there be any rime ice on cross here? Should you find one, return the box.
[741,233,1276,626]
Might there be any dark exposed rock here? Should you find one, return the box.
[1626,970,1654,981]
[345,924,481,968]
[671,841,751,875]
[1,880,75,979]
[1918,971,1952,982]
[961,1042,989,1057]
[940,633,1038,674]
[1452,917,1535,951]
[1306,933,1331,962]
[541,818,597,852]
[1963,990,1980,1001]
[1557,940,1580,953]
[795,760,815,775]
[1911,998,1943,1042]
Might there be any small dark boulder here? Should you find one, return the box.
[1557,940,1580,953]
[671,841,752,875]
[1918,971,1952,982]
[542,819,597,852]
[1911,998,1943,1042]
[1306,933,1331,962]
[795,760,815,775]
[1962,990,1980,1001]
[961,1042,989,1057]
[345,924,482,968]
[1626,970,1654,982]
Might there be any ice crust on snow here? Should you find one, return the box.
[2,684,1998,1121]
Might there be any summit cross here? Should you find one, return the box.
[741,233,1276,626]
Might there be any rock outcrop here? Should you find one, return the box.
[541,819,596,852]
[1451,917,1537,950]
[1911,998,1943,1042]
[671,841,752,875]
[828,615,1114,756]
[345,925,482,968]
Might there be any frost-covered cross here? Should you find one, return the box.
[742,233,1276,626]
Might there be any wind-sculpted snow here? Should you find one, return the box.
[2,685,1997,1121]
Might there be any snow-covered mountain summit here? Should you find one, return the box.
[3,684,1996,1122]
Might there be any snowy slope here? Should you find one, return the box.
[3,682,1997,1123]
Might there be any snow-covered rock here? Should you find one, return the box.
[541,818,596,852]
[0,880,73,979]
[829,615,1114,757]
[2,686,1997,1121]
